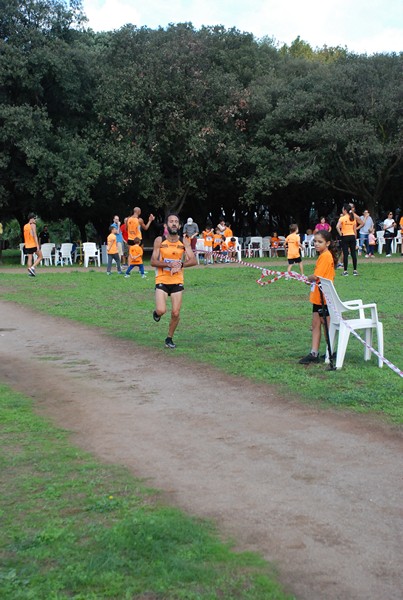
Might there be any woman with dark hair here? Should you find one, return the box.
[383,211,396,257]
[336,204,358,276]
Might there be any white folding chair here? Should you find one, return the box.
[262,236,271,257]
[376,231,385,254]
[195,238,206,264]
[392,231,401,254]
[318,277,383,370]
[247,236,263,258]
[20,243,27,265]
[83,242,101,267]
[59,243,73,266]
[40,243,55,266]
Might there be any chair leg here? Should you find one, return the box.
[364,329,373,361]
[335,324,350,369]
[377,323,384,368]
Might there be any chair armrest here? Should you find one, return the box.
[343,299,363,308]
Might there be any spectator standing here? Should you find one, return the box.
[223,222,233,238]
[23,213,43,276]
[217,219,226,234]
[182,217,199,250]
[336,204,358,276]
[106,226,123,275]
[39,226,50,245]
[127,207,155,245]
[110,215,124,265]
[359,210,374,256]
[383,211,396,257]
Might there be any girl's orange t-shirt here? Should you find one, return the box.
[310,250,335,305]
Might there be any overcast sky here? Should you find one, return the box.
[82,0,403,55]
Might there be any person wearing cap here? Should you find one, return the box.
[23,213,43,276]
[182,217,199,250]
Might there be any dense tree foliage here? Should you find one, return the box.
[1,0,402,240]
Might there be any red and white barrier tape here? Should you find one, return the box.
[200,250,403,378]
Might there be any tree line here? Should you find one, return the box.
[1,0,402,241]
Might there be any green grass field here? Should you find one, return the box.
[1,255,402,422]
[0,384,292,600]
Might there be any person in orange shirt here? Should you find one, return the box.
[227,237,237,260]
[213,228,223,263]
[270,232,281,257]
[285,224,303,276]
[336,204,358,276]
[150,213,197,349]
[202,225,214,265]
[126,206,155,245]
[223,222,233,238]
[298,230,337,364]
[106,226,123,275]
[220,236,229,262]
[23,213,43,276]
[124,237,146,278]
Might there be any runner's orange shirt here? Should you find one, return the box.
[156,239,185,285]
[24,223,36,248]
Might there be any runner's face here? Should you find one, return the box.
[167,217,179,234]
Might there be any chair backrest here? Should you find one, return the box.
[60,243,73,256]
[249,236,262,246]
[376,230,384,240]
[318,278,350,325]
[83,242,97,255]
[262,236,271,250]
[40,243,55,257]
[195,238,205,251]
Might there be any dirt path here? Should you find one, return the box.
[0,299,402,600]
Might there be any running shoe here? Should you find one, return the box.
[342,271,348,276]
[152,310,161,322]
[124,274,130,278]
[28,267,36,277]
[165,337,176,349]
[353,270,358,276]
[386,254,391,257]
[298,353,319,364]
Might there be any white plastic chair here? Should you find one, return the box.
[376,230,385,254]
[225,236,242,261]
[318,277,383,370]
[20,243,27,265]
[247,236,263,258]
[195,238,206,264]
[20,243,38,265]
[392,231,401,254]
[262,236,271,257]
[83,242,101,267]
[58,243,73,266]
[40,243,55,266]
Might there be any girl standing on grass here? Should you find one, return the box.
[298,230,338,365]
